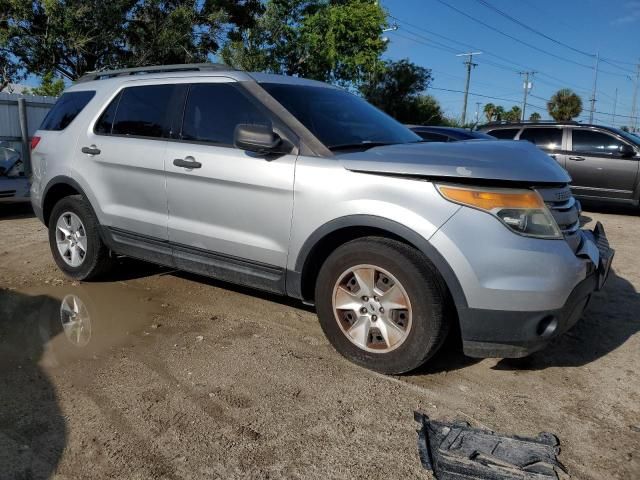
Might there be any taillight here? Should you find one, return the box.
[30,136,41,151]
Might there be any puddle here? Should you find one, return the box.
[0,282,164,369]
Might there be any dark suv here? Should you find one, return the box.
[480,122,640,206]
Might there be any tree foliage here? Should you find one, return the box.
[222,0,388,86]
[483,103,496,122]
[360,59,445,125]
[24,71,65,96]
[503,106,522,123]
[0,0,263,80]
[529,112,541,122]
[547,88,582,121]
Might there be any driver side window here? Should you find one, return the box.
[572,130,627,156]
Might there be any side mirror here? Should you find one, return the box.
[619,144,636,158]
[234,124,284,154]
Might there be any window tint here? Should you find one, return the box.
[572,129,626,156]
[112,85,176,138]
[95,92,121,134]
[415,131,450,142]
[519,127,562,150]
[261,83,420,149]
[487,128,519,139]
[181,83,270,145]
[40,91,95,131]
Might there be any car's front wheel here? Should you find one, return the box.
[48,195,114,280]
[315,237,449,374]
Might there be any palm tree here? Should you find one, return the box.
[529,112,541,122]
[493,105,505,121]
[483,103,496,122]
[547,89,582,121]
[504,106,522,122]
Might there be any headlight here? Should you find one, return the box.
[437,184,562,239]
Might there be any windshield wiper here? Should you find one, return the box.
[328,141,395,151]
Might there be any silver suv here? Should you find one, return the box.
[30,64,614,374]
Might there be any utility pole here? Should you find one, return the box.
[519,71,535,121]
[631,62,640,132]
[457,51,482,124]
[612,88,617,126]
[475,102,482,124]
[589,51,599,124]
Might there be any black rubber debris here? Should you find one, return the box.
[414,411,568,479]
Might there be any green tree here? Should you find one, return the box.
[0,0,262,80]
[222,0,388,87]
[24,71,65,96]
[360,59,445,125]
[483,103,496,122]
[547,88,582,121]
[529,112,541,122]
[493,105,505,121]
[503,105,522,122]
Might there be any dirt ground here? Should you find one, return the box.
[0,202,638,480]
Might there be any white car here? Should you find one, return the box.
[0,146,30,203]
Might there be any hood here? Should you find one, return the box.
[336,140,571,184]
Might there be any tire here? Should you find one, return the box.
[48,195,114,280]
[315,237,449,374]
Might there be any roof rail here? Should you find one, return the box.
[76,63,235,83]
[481,120,580,126]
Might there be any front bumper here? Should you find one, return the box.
[460,222,614,358]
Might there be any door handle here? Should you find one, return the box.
[569,156,585,161]
[81,146,101,155]
[173,157,202,169]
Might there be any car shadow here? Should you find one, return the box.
[0,289,67,479]
[580,201,640,217]
[0,202,35,220]
[493,269,640,371]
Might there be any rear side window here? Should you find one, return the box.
[181,83,270,146]
[95,92,122,134]
[487,128,519,139]
[519,127,563,150]
[40,91,95,131]
[110,85,176,138]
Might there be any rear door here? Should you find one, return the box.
[566,127,640,200]
[518,126,567,168]
[75,82,184,240]
[164,78,297,287]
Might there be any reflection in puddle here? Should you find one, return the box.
[0,282,164,369]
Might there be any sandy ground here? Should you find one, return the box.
[0,202,639,480]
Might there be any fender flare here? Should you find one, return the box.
[41,175,96,226]
[287,214,468,310]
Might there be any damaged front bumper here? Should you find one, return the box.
[461,222,615,359]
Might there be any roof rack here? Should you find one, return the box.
[76,63,234,83]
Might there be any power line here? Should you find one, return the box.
[430,86,547,111]
[433,0,632,77]
[472,0,594,58]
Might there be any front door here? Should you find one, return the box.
[517,126,567,168]
[566,128,639,200]
[164,79,297,290]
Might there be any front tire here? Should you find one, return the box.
[48,195,114,280]
[315,237,449,374]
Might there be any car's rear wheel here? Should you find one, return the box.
[315,237,449,374]
[48,195,114,280]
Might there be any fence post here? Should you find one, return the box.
[18,97,31,177]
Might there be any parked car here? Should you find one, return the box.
[479,122,640,207]
[0,145,30,203]
[30,64,613,374]
[408,125,495,142]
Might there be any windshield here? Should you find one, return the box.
[0,147,20,175]
[611,128,640,146]
[260,83,421,150]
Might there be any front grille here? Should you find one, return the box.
[537,185,582,252]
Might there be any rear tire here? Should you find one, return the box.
[48,195,114,280]
[315,237,449,374]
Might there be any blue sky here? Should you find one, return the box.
[380,0,640,127]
